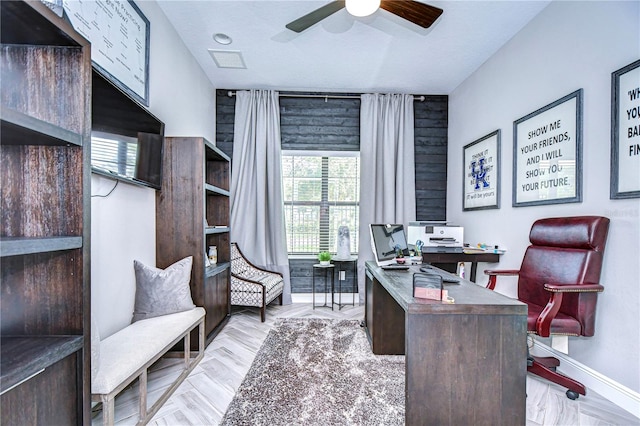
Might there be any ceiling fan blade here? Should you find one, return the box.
[379,0,443,28]
[286,1,346,33]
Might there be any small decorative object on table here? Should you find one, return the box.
[318,251,332,266]
[394,244,406,265]
[412,239,424,264]
[336,225,351,259]
[208,246,218,265]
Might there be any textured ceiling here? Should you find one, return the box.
[158,0,551,94]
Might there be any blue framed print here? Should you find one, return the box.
[463,130,500,211]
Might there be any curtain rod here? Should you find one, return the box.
[226,91,425,102]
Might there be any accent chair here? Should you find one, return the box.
[230,243,284,322]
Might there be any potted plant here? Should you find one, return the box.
[318,251,332,266]
[394,244,406,265]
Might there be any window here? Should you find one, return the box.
[91,131,138,177]
[282,152,360,255]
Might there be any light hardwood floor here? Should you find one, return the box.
[93,302,639,426]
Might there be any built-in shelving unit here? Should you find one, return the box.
[0,1,91,424]
[156,137,231,348]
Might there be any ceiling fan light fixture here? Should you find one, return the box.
[345,0,380,17]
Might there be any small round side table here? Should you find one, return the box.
[332,257,357,309]
[312,263,335,310]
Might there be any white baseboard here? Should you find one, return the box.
[532,341,640,419]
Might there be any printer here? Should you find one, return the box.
[407,222,464,253]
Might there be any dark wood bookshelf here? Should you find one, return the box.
[157,137,231,348]
[0,1,91,424]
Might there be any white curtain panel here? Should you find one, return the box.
[230,90,292,304]
[357,93,417,302]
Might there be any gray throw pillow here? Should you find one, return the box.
[132,256,196,323]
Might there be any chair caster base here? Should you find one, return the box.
[566,390,580,400]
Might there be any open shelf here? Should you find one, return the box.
[1,108,83,147]
[204,140,230,162]
[0,335,83,395]
[0,237,83,258]
[205,183,230,197]
[205,226,230,235]
[205,262,230,278]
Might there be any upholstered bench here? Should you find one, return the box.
[91,307,205,426]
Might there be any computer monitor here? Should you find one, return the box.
[369,224,410,267]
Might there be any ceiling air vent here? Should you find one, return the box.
[208,50,246,69]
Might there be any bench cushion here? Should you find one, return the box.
[92,307,205,395]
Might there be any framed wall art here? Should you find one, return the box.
[63,0,150,106]
[611,59,640,199]
[463,130,500,211]
[513,89,583,207]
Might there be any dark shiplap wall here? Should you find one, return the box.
[415,97,448,220]
[216,90,448,293]
[217,92,361,153]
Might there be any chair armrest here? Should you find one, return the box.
[483,269,520,290]
[543,283,604,293]
[536,283,604,337]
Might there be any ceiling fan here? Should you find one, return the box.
[285,0,443,33]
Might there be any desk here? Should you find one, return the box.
[364,261,527,425]
[422,251,501,282]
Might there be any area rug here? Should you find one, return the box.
[220,318,405,425]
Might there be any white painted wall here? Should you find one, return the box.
[91,1,216,339]
[448,1,640,391]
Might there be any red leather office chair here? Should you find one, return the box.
[485,216,610,400]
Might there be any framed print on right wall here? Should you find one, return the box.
[513,89,583,207]
[611,59,640,199]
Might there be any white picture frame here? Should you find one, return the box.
[63,0,150,106]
